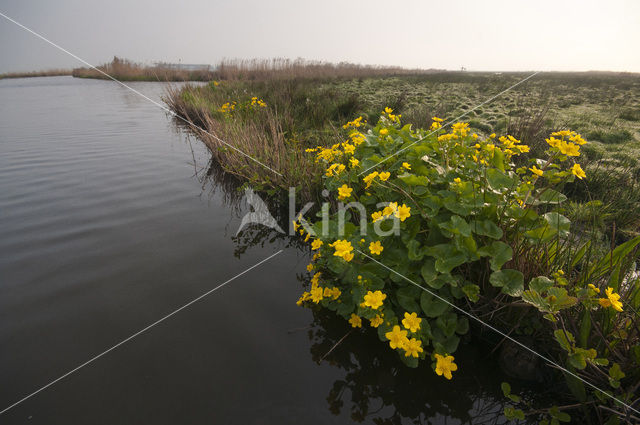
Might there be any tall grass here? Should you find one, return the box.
[0,69,72,79]
[72,57,215,82]
[215,57,442,80]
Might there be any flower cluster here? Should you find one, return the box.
[296,109,598,383]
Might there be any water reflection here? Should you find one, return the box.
[195,157,541,424]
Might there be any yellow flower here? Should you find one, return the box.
[380,128,389,136]
[349,157,360,168]
[337,184,353,200]
[403,338,424,358]
[434,354,458,380]
[296,291,310,306]
[371,211,384,222]
[293,221,300,232]
[382,202,398,216]
[363,171,379,188]
[363,290,387,309]
[349,314,362,328]
[546,137,562,149]
[395,204,411,222]
[343,143,355,155]
[306,263,314,272]
[370,315,384,328]
[378,171,391,181]
[432,116,444,123]
[385,325,409,350]
[310,272,321,287]
[599,287,623,312]
[402,312,422,332]
[558,141,580,157]
[384,107,393,114]
[311,239,323,250]
[552,130,572,137]
[369,240,384,255]
[402,162,411,170]
[310,286,323,303]
[329,287,341,300]
[329,239,354,262]
[570,133,587,145]
[588,283,600,294]
[325,163,346,176]
[451,122,470,136]
[453,177,462,184]
[529,166,544,177]
[571,163,586,179]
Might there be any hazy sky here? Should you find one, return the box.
[1,0,639,73]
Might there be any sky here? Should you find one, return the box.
[1,0,639,74]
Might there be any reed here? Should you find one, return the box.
[72,57,215,82]
[0,69,72,79]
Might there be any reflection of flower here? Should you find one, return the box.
[435,354,458,380]
[599,287,623,312]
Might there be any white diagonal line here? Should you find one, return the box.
[0,250,283,416]
[0,11,283,178]
[356,249,640,416]
[358,71,540,176]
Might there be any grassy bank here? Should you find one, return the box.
[166,68,640,236]
[0,69,72,79]
[72,57,216,82]
[166,62,640,422]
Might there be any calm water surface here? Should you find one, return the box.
[0,76,519,424]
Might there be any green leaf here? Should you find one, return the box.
[438,215,471,238]
[436,312,458,337]
[534,188,567,205]
[489,269,524,296]
[407,239,423,261]
[578,309,591,348]
[568,352,587,370]
[420,290,450,318]
[462,283,480,302]
[427,244,468,274]
[553,329,575,352]
[521,289,551,312]
[543,212,571,237]
[420,259,440,288]
[455,317,469,335]
[478,241,513,271]
[396,286,422,312]
[503,407,525,420]
[565,372,587,402]
[529,276,554,293]
[471,219,503,239]
[486,168,514,191]
[501,382,511,397]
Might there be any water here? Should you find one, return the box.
[0,76,521,424]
